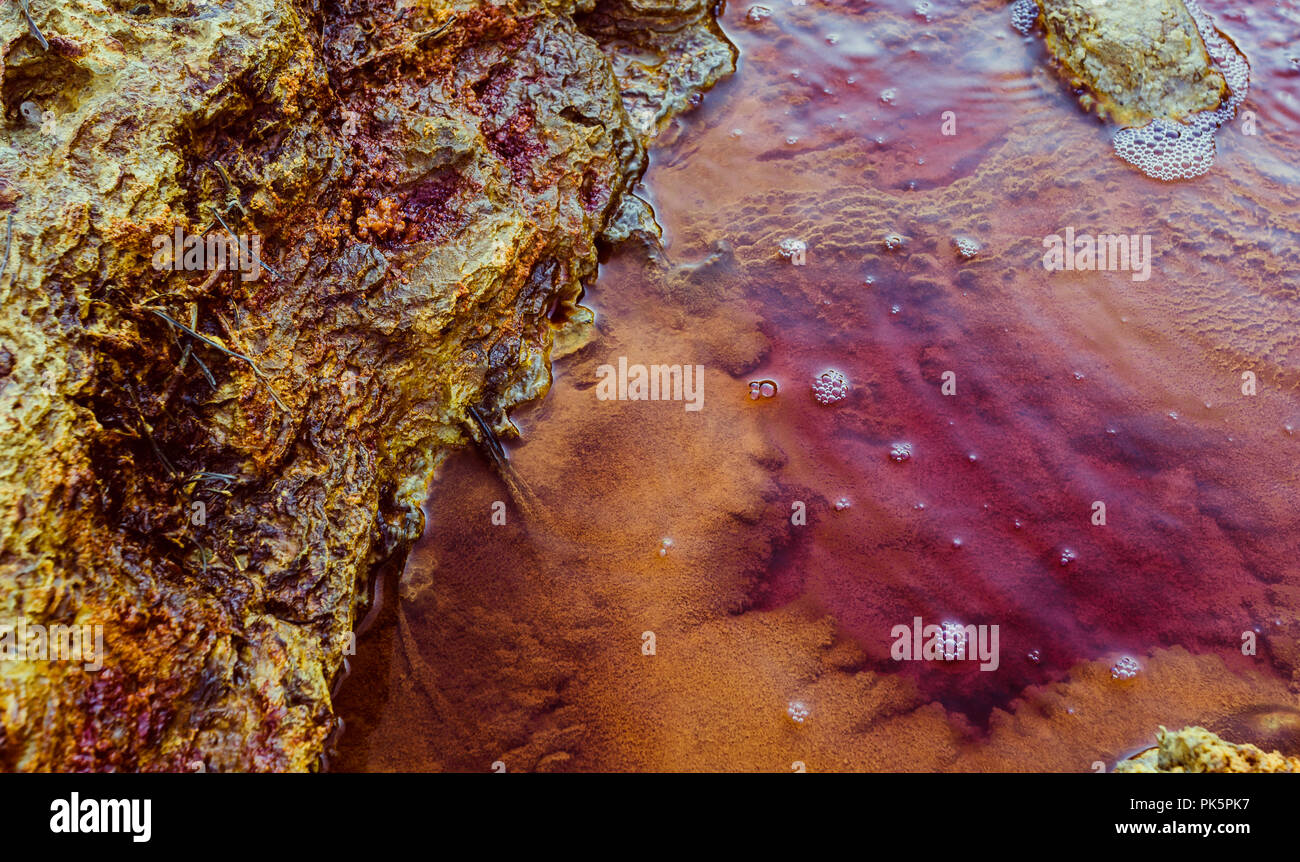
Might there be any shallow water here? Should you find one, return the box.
[334,0,1300,771]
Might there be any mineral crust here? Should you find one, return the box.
[1033,0,1228,125]
[1116,726,1300,773]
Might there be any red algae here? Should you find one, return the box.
[333,0,1300,770]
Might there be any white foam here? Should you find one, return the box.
[1010,0,1037,35]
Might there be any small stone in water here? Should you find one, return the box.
[812,370,849,405]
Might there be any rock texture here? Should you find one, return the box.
[1032,0,1228,125]
[1117,726,1300,773]
[0,0,732,771]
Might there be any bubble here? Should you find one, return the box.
[19,101,42,126]
[786,135,799,145]
[1110,656,1141,681]
[940,621,967,660]
[834,496,851,511]
[880,88,898,105]
[889,304,901,315]
[748,379,779,399]
[1009,0,1036,34]
[658,537,673,557]
[1027,648,1041,664]
[967,452,978,463]
[952,236,980,260]
[778,237,806,261]
[787,700,811,724]
[1013,518,1023,530]
[812,369,849,405]
[889,442,913,462]
[913,1,932,22]
[951,537,963,549]
[746,5,772,23]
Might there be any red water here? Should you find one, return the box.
[334,0,1300,771]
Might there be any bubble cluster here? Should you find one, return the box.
[889,442,913,462]
[940,621,967,660]
[1009,0,1037,35]
[1027,648,1041,664]
[879,88,898,105]
[812,370,849,405]
[748,379,778,400]
[882,232,905,250]
[1112,118,1217,181]
[658,537,673,557]
[787,700,811,724]
[1110,655,1141,681]
[952,236,981,260]
[1058,547,1077,567]
[1111,0,1250,180]
[834,496,851,511]
[745,5,771,24]
[778,237,806,262]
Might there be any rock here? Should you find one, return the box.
[1116,726,1300,773]
[0,0,732,771]
[1034,0,1228,125]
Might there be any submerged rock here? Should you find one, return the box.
[0,0,732,771]
[1116,726,1300,773]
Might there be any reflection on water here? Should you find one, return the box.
[334,0,1300,771]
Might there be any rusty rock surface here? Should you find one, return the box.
[1032,0,1228,125]
[1116,726,1300,773]
[0,0,732,771]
